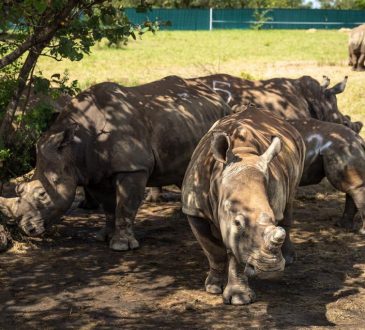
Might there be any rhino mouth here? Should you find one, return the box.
[19,217,46,236]
[244,253,285,279]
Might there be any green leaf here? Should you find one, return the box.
[33,0,47,14]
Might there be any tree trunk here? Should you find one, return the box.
[0,44,44,144]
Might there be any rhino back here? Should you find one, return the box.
[182,108,305,222]
[290,118,365,186]
[192,74,310,120]
[50,77,230,186]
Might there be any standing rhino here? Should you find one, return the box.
[0,76,231,251]
[182,108,305,305]
[289,118,365,234]
[190,74,362,133]
[348,24,365,71]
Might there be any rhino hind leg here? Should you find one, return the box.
[109,171,149,251]
[223,253,255,305]
[187,215,227,294]
[336,194,357,230]
[349,187,365,235]
[95,213,115,242]
[352,52,365,71]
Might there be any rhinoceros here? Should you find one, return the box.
[0,75,232,251]
[190,74,362,133]
[182,108,305,305]
[348,24,365,71]
[289,118,365,234]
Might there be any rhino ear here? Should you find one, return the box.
[40,124,78,160]
[327,76,348,95]
[259,137,282,172]
[211,132,231,164]
[49,124,78,149]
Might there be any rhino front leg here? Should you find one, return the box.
[187,215,227,294]
[110,171,148,251]
[95,213,115,242]
[279,202,295,265]
[337,194,357,230]
[223,253,255,305]
[357,53,365,71]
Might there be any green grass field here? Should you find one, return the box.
[38,29,364,134]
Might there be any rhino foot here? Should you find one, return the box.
[95,228,113,242]
[109,234,139,251]
[358,227,365,235]
[353,66,365,72]
[205,272,224,294]
[335,218,353,231]
[223,285,256,305]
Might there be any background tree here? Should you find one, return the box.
[318,0,365,8]
[0,0,157,179]
[122,0,310,8]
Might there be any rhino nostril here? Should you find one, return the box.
[28,227,37,235]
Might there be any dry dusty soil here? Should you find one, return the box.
[1,182,365,329]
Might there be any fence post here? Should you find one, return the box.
[209,8,213,30]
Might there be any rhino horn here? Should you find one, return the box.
[320,75,330,88]
[265,226,286,252]
[327,76,348,94]
[0,196,20,219]
[259,137,282,173]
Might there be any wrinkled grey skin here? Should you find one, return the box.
[0,76,231,251]
[289,118,365,234]
[348,24,365,71]
[182,108,305,305]
[191,74,363,134]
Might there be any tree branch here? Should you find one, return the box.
[0,0,81,69]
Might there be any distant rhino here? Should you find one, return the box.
[191,74,362,133]
[182,108,305,305]
[0,76,231,251]
[348,24,365,71]
[289,118,365,234]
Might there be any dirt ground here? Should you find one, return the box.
[1,182,365,329]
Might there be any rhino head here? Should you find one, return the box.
[305,76,363,133]
[211,130,286,278]
[0,126,79,236]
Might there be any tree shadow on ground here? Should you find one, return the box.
[1,183,365,329]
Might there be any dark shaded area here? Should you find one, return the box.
[1,182,365,329]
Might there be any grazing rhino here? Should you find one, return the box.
[182,108,305,305]
[0,75,232,251]
[289,118,365,234]
[191,74,362,133]
[348,24,365,71]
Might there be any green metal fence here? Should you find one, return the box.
[125,8,365,30]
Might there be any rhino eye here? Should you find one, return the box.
[34,190,47,200]
[15,183,25,196]
[233,215,246,229]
